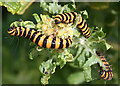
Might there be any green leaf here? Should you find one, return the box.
[39,59,56,74]
[80,10,89,19]
[56,53,66,69]
[40,1,76,14]
[89,27,106,40]
[91,39,112,51]
[33,13,41,23]
[75,46,84,58]
[39,59,56,84]
[55,49,74,69]
[0,1,34,15]
[23,21,36,28]
[70,0,76,9]
[40,0,49,11]
[83,66,92,82]
[77,50,86,67]
[41,75,50,84]
[3,2,21,15]
[40,0,62,14]
[83,54,104,82]
[40,14,49,24]
[48,2,61,14]
[105,41,112,50]
[10,20,35,28]
[17,1,34,15]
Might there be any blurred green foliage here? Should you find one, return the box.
[2,2,119,84]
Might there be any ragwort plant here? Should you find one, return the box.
[3,0,112,84]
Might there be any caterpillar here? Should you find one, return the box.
[54,12,91,38]
[8,26,72,49]
[96,51,113,80]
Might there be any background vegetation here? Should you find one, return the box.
[2,2,119,84]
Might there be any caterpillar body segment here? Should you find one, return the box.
[96,51,113,80]
[54,12,91,38]
[8,26,73,49]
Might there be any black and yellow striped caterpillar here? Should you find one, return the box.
[96,51,113,80]
[54,12,91,38]
[8,26,72,49]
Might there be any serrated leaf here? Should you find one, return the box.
[3,2,21,15]
[40,0,62,14]
[1,1,34,15]
[89,27,106,40]
[40,0,49,11]
[91,39,112,51]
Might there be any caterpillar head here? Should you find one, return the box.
[55,19,60,24]
[100,70,106,76]
[8,27,17,36]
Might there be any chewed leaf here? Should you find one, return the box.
[41,75,50,84]
[83,54,105,82]
[39,58,56,73]
[39,59,56,84]
[91,39,112,51]
[89,27,106,40]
